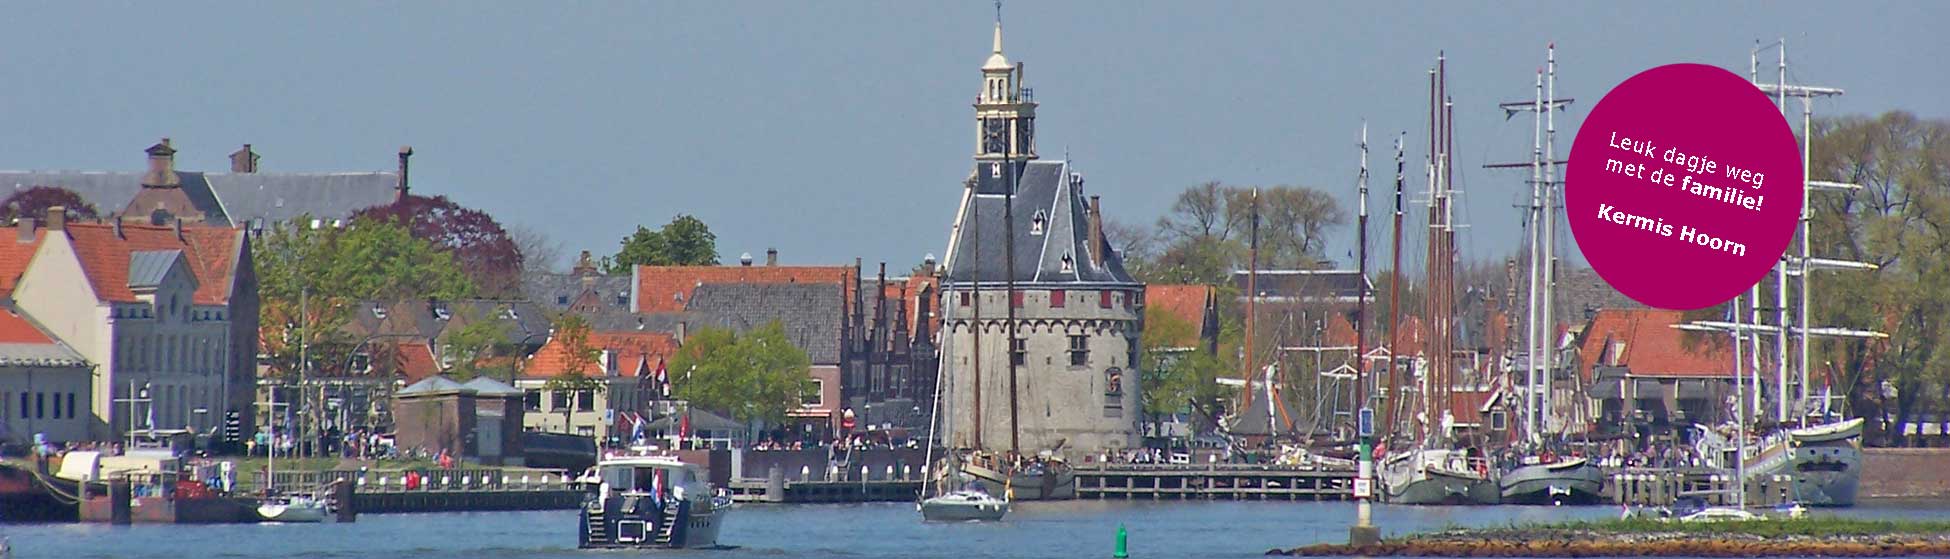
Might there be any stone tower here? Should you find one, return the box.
[939,19,1143,456]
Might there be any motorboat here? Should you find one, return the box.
[919,483,1009,522]
[578,453,730,549]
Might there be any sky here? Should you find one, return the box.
[2,1,1945,274]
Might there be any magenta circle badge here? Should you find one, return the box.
[1566,63,1802,310]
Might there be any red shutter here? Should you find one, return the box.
[959,292,970,307]
[1011,291,1024,308]
[1099,290,1112,309]
[1050,289,1066,308]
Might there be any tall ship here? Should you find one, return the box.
[576,453,730,549]
[1488,43,1605,507]
[936,11,1141,501]
[1377,53,1498,506]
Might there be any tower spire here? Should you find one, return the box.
[993,0,1004,53]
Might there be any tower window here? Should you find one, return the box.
[959,292,970,307]
[1069,335,1088,367]
[1010,338,1026,367]
[1060,254,1075,274]
[1049,289,1066,308]
[1030,210,1046,235]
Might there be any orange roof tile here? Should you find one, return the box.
[392,341,441,384]
[61,222,241,305]
[635,265,851,313]
[523,330,677,379]
[1576,309,1738,381]
[0,229,46,298]
[1325,313,1358,348]
[1145,284,1212,348]
[0,306,55,344]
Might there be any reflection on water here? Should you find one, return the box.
[8,500,1949,559]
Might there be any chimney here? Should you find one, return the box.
[572,250,597,276]
[172,217,184,241]
[112,217,123,239]
[141,138,180,188]
[766,248,778,267]
[396,146,414,201]
[675,321,688,345]
[739,252,754,266]
[16,217,35,243]
[1087,195,1104,267]
[45,206,65,232]
[229,144,259,173]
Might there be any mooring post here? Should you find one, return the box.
[335,479,358,522]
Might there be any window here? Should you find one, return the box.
[1059,254,1074,274]
[959,292,970,307]
[577,425,595,437]
[35,392,44,419]
[577,390,595,412]
[1069,335,1088,366]
[1491,410,1508,431]
[1010,338,1026,367]
[1099,290,1112,309]
[551,389,570,411]
[1030,210,1047,235]
[802,379,824,407]
[616,294,629,306]
[557,295,569,305]
[1049,289,1066,308]
[18,392,27,418]
[524,390,542,411]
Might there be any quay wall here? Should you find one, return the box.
[1862,448,1950,499]
[735,448,932,481]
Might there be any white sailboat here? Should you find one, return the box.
[257,388,327,523]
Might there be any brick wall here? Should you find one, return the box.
[1862,448,1950,499]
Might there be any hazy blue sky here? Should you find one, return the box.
[3,1,1944,273]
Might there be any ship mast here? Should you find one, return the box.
[1487,44,1574,442]
[1243,189,1262,420]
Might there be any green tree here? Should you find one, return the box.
[1147,182,1343,284]
[256,216,476,380]
[442,313,512,382]
[605,214,719,273]
[1806,111,1950,446]
[669,322,813,424]
[541,314,606,433]
[1139,305,1231,436]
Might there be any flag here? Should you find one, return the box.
[656,358,670,398]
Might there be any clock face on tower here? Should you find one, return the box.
[984,118,1009,155]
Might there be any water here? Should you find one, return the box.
[6,501,1949,559]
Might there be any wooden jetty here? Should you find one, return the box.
[1075,464,1355,501]
[1606,467,1800,507]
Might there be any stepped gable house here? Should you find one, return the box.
[940,20,1143,455]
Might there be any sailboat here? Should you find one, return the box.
[919,310,1008,522]
[1685,40,1876,509]
[1379,53,1499,506]
[257,388,327,523]
[1486,44,1604,507]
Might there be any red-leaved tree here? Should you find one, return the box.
[1,186,101,222]
[356,194,524,296]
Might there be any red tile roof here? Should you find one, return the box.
[523,330,677,379]
[392,341,441,384]
[60,223,241,305]
[1145,284,1212,349]
[635,265,850,313]
[1576,309,1737,380]
[0,230,46,298]
[1325,313,1358,348]
[0,306,55,345]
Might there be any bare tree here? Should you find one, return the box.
[509,223,567,274]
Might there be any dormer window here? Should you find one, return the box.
[557,295,568,305]
[1059,254,1075,274]
[503,307,519,320]
[434,307,451,321]
[1030,210,1046,235]
[371,304,389,320]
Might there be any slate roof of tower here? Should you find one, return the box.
[943,160,1137,287]
[126,249,183,290]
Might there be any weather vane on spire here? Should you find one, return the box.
[995,0,1003,25]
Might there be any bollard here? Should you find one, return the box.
[860,465,869,482]
[522,475,531,487]
[766,465,786,503]
[801,466,811,481]
[887,465,895,480]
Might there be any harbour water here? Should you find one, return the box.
[9,500,1950,559]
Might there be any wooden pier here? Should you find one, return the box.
[1606,467,1799,507]
[1075,464,1355,501]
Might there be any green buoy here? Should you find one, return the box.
[1114,523,1129,558]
